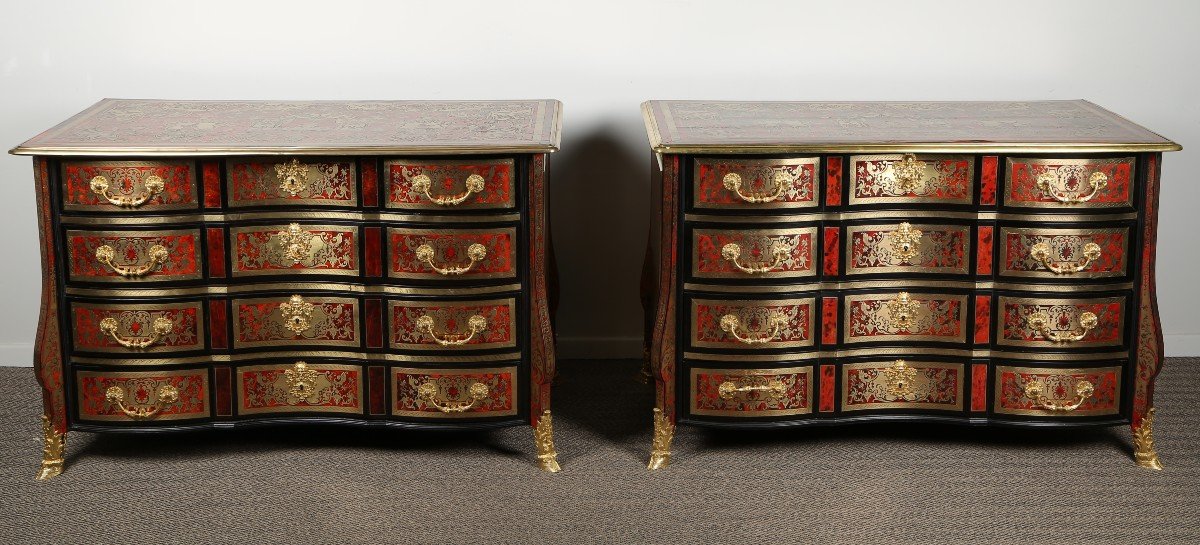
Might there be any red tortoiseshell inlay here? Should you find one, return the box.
[843,363,962,410]
[996,367,1120,415]
[393,368,517,417]
[68,232,201,280]
[826,156,843,206]
[390,302,515,349]
[215,366,232,416]
[976,225,993,275]
[692,300,814,349]
[691,369,811,416]
[227,160,357,206]
[202,161,221,208]
[694,159,818,207]
[364,227,382,277]
[819,364,836,412]
[63,161,197,210]
[365,298,383,348]
[844,294,966,343]
[823,227,840,276]
[693,229,815,278]
[72,305,202,352]
[974,294,991,344]
[235,300,359,347]
[1001,229,1128,277]
[77,372,208,420]
[209,299,228,349]
[207,227,226,278]
[971,363,987,412]
[389,230,516,278]
[1007,158,1134,207]
[361,159,379,207]
[821,297,838,345]
[388,161,514,208]
[980,156,998,206]
[368,365,386,415]
[851,156,974,204]
[240,366,361,412]
[1000,299,1123,346]
[232,226,358,275]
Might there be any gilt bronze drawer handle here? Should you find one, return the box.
[416,314,487,346]
[94,244,169,277]
[721,242,787,274]
[887,222,923,264]
[105,383,180,420]
[719,312,787,345]
[1036,166,1108,204]
[1026,310,1098,343]
[416,381,489,413]
[275,159,309,196]
[1030,241,1102,274]
[279,294,315,335]
[411,173,486,206]
[90,174,164,207]
[717,377,787,400]
[416,243,487,275]
[1024,378,1095,411]
[721,170,791,203]
[891,154,926,193]
[276,223,316,265]
[98,316,173,349]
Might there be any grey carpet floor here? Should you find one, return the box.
[0,359,1197,545]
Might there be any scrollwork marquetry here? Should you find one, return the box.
[279,294,315,335]
[720,241,787,274]
[276,223,316,265]
[884,292,922,332]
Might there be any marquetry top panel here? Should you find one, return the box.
[642,100,1179,154]
[11,99,562,156]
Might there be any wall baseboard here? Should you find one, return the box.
[0,335,1196,366]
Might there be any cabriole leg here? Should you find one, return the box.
[1133,407,1163,470]
[534,410,561,473]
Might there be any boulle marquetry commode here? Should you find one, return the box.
[12,99,563,479]
[640,100,1179,470]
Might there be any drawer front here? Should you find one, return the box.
[691,227,817,279]
[846,222,971,275]
[226,158,358,207]
[1004,157,1135,209]
[236,361,363,415]
[70,300,205,354]
[999,226,1130,279]
[392,366,518,418]
[76,368,210,422]
[849,154,974,205]
[841,360,964,412]
[994,365,1121,417]
[388,298,517,351]
[66,228,203,283]
[62,160,197,212]
[692,157,819,209]
[844,292,968,344]
[997,295,1126,348]
[689,365,813,417]
[690,297,816,351]
[232,295,360,349]
[385,158,515,210]
[388,227,518,280]
[230,223,360,277]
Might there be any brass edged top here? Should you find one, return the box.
[11,99,562,156]
[642,100,1180,154]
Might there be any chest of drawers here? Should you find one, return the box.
[13,99,563,479]
[640,100,1179,470]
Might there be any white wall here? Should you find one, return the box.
[1,0,1197,364]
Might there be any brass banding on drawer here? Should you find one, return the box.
[689,366,814,417]
[845,222,971,275]
[994,365,1121,416]
[999,226,1130,279]
[392,366,518,418]
[841,360,964,411]
[226,158,358,207]
[848,154,974,205]
[70,300,205,354]
[691,227,818,279]
[230,223,360,277]
[236,361,364,415]
[62,160,198,212]
[385,158,516,210]
[232,294,361,349]
[692,157,820,209]
[997,295,1126,348]
[66,228,203,283]
[76,368,210,422]
[388,226,518,280]
[1004,157,1135,209]
[388,298,518,351]
[843,291,968,344]
[690,297,816,351]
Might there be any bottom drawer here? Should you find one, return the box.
[392,366,518,419]
[688,365,814,418]
[841,359,965,413]
[236,361,364,416]
[76,368,210,423]
[994,365,1122,417]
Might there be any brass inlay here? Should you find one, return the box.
[841,361,965,412]
[73,350,523,366]
[90,174,164,207]
[279,294,315,335]
[1023,377,1094,411]
[1004,157,1135,208]
[417,242,487,275]
[1026,309,1099,343]
[275,159,309,196]
[719,312,787,345]
[891,154,926,193]
[276,223,316,265]
[95,243,168,277]
[887,223,923,264]
[105,383,180,420]
[884,292,921,332]
[721,241,787,274]
[849,153,975,205]
[99,316,172,349]
[882,359,920,399]
[994,365,1120,417]
[684,211,1140,224]
[283,361,320,401]
[647,408,674,470]
[412,173,486,206]
[416,380,489,413]
[1036,166,1107,204]
[684,348,1130,363]
[67,282,524,298]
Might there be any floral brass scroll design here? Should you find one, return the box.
[886,223,923,264]
[90,174,164,207]
[275,159,310,196]
[1023,376,1095,412]
[276,223,316,265]
[279,294,315,335]
[1030,241,1102,274]
[890,154,926,193]
[416,314,487,346]
[411,173,486,206]
[720,241,788,274]
[105,382,180,419]
[1133,407,1163,470]
[98,315,173,349]
[721,170,793,203]
[416,380,489,413]
[884,292,922,332]
[647,408,675,470]
[717,376,787,400]
[95,243,169,277]
[1026,309,1098,343]
[719,312,788,345]
[535,410,562,473]
[882,359,923,400]
[1036,166,1108,204]
[283,361,322,403]
[416,242,488,275]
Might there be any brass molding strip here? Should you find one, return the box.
[72,351,523,366]
[683,348,1130,362]
[59,211,523,226]
[684,211,1139,224]
[12,145,558,157]
[683,281,1133,294]
[66,282,523,298]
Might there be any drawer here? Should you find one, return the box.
[392,365,518,419]
[999,225,1131,279]
[845,222,971,276]
[66,228,203,283]
[385,158,515,210]
[692,157,819,209]
[689,297,816,351]
[62,160,198,212]
[388,226,518,281]
[841,359,965,412]
[226,158,358,207]
[70,299,205,355]
[75,368,210,423]
[230,223,360,277]
[994,365,1121,417]
[690,226,818,280]
[232,294,360,349]
[843,291,968,344]
[849,154,974,206]
[1004,157,1135,209]
[388,297,517,351]
[688,365,814,418]
[997,294,1126,349]
[236,361,364,416]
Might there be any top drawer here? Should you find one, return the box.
[62,160,198,212]
[1003,157,1135,209]
[849,154,974,206]
[386,158,516,211]
[227,158,358,208]
[692,157,819,210]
